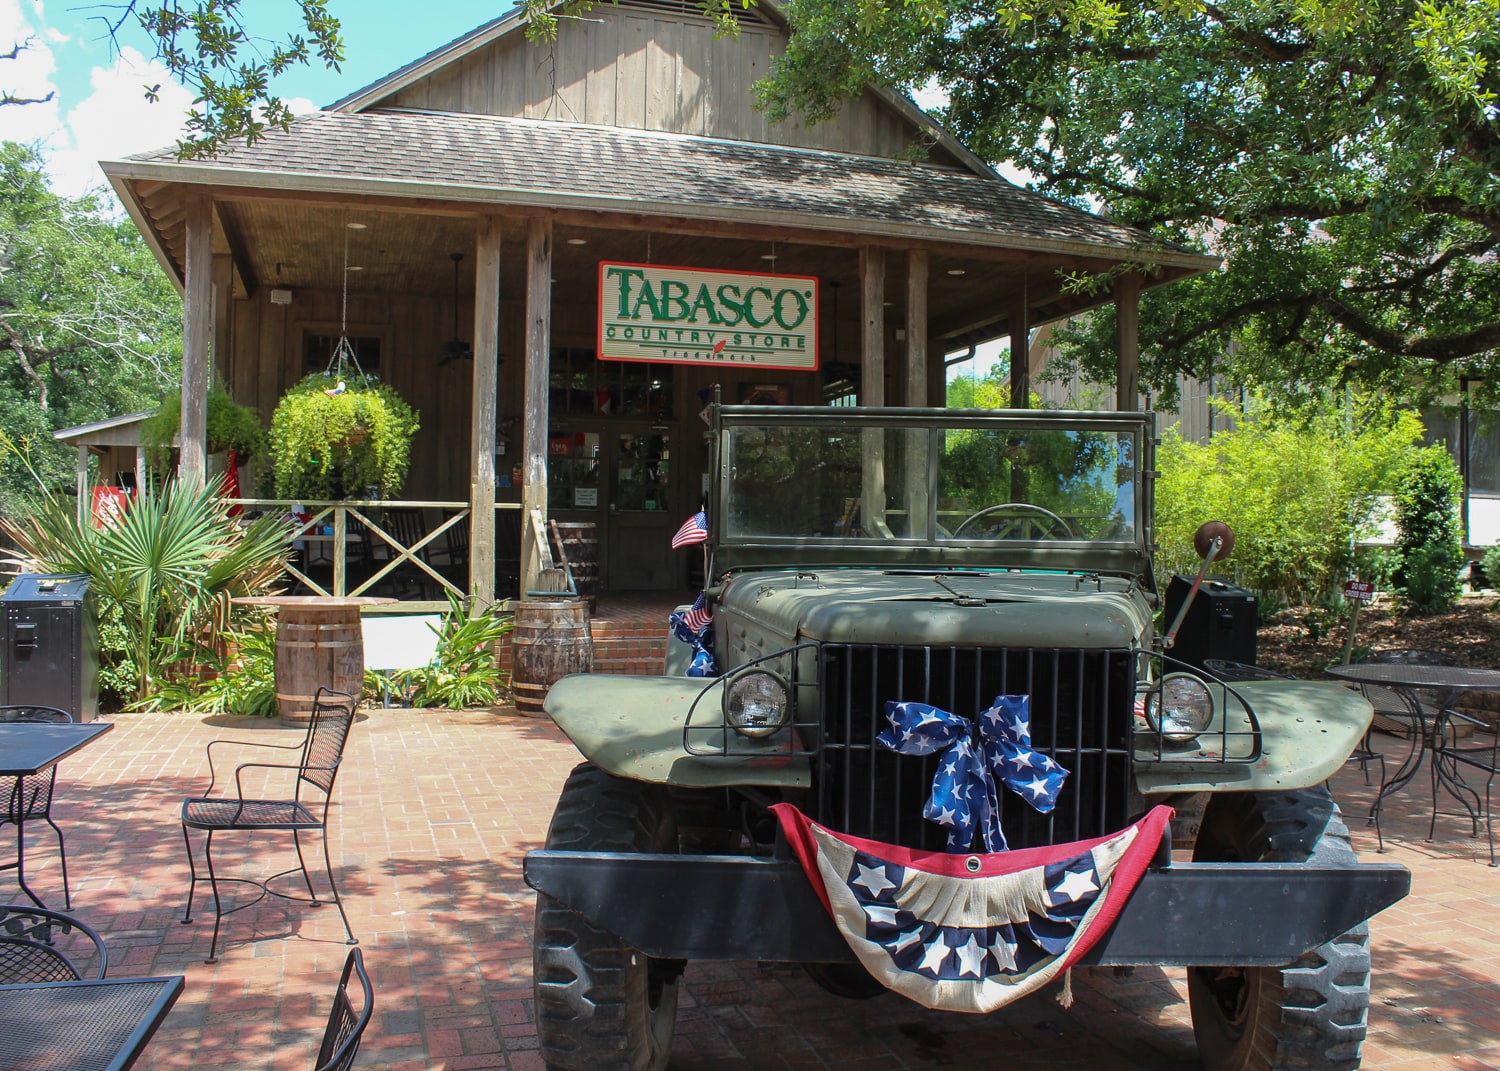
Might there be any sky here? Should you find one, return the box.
[0,0,515,196]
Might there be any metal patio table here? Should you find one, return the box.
[1325,662,1500,845]
[0,974,183,1071]
[1,720,113,906]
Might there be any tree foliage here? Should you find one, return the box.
[760,0,1500,408]
[106,0,344,158]
[0,142,181,511]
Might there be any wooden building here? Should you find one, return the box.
[99,0,1214,607]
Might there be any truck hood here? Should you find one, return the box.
[716,568,1153,650]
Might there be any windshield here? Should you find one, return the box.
[717,410,1147,566]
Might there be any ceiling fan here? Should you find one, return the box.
[402,252,478,365]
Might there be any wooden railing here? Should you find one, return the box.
[230,499,523,611]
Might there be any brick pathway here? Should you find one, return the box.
[17,708,1500,1070]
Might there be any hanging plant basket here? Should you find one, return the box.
[269,373,420,500]
[140,388,267,475]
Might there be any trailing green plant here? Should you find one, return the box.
[1392,445,1465,613]
[1155,396,1426,606]
[269,373,419,500]
[395,592,512,709]
[0,438,293,702]
[140,387,266,474]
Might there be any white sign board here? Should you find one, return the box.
[598,261,819,370]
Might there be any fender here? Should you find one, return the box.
[1136,679,1373,795]
[544,672,812,788]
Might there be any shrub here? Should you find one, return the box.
[1155,397,1425,606]
[1481,545,1500,591]
[1392,445,1465,613]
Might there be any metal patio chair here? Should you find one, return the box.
[1430,707,1500,865]
[1,704,77,909]
[180,688,359,962]
[314,947,375,1071]
[0,903,108,982]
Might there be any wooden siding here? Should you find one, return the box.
[383,8,946,163]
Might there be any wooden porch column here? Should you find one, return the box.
[520,218,553,594]
[75,445,88,525]
[469,215,502,610]
[904,250,929,535]
[860,246,885,406]
[905,250,928,406]
[212,253,233,388]
[1115,272,1142,412]
[179,193,213,486]
[1009,291,1030,409]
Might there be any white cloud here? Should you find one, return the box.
[0,0,63,145]
[51,45,192,196]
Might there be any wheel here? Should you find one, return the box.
[534,763,682,1071]
[1187,785,1371,1071]
[952,502,1075,539]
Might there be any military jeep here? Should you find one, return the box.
[524,403,1410,1071]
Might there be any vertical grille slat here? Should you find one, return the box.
[816,643,1134,851]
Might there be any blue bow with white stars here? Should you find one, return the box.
[876,695,1069,853]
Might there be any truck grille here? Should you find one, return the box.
[813,643,1135,852]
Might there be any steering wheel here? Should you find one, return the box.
[952,503,1076,540]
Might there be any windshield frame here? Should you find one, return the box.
[708,405,1156,579]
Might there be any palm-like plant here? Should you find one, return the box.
[1,476,292,701]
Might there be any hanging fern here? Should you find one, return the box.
[269,374,420,499]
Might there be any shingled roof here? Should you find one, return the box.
[109,109,1209,270]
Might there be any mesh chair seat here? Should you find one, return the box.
[315,947,374,1071]
[183,798,321,830]
[180,688,358,963]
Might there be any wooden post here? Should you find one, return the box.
[75,445,88,526]
[179,193,213,487]
[1009,291,1029,409]
[905,250,929,536]
[1115,272,1142,412]
[521,217,553,595]
[212,253,233,388]
[470,215,502,611]
[859,246,885,406]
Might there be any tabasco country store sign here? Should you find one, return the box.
[598,262,819,370]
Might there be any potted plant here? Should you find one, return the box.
[268,373,420,499]
[141,387,267,475]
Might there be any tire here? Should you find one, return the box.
[534,763,682,1071]
[1187,785,1371,1071]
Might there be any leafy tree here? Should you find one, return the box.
[0,142,181,512]
[759,0,1500,408]
[1392,444,1466,612]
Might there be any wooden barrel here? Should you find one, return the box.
[510,598,593,716]
[551,522,599,605]
[275,605,365,726]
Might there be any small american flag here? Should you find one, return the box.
[671,510,709,549]
[681,592,712,632]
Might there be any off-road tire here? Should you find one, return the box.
[534,763,681,1071]
[1187,785,1371,1071]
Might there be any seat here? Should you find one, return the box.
[1,705,77,908]
[0,904,108,982]
[1429,708,1500,865]
[180,688,359,962]
[314,947,374,1071]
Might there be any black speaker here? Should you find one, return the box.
[1163,575,1256,671]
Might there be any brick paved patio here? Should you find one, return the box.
[16,707,1500,1070]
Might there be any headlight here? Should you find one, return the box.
[724,669,791,739]
[1143,673,1214,743]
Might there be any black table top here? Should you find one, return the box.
[0,721,114,776]
[0,975,183,1071]
[1325,662,1500,692]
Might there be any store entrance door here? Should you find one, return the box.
[604,427,678,590]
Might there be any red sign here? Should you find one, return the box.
[1343,580,1375,602]
[91,486,130,528]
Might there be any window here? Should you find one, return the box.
[305,333,382,377]
[550,349,674,419]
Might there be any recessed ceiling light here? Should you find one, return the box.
[346,221,367,230]
[346,265,363,272]
[760,253,778,261]
[566,238,588,246]
[947,268,966,276]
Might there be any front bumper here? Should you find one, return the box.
[524,851,1410,967]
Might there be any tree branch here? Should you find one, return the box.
[0,319,50,412]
